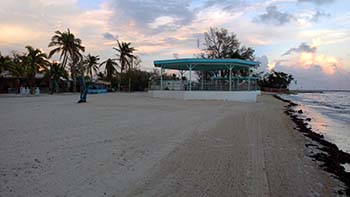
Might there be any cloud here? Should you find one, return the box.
[0,0,349,89]
[296,10,331,25]
[258,53,348,89]
[310,11,330,22]
[282,43,317,56]
[255,55,269,72]
[253,5,294,25]
[273,60,349,90]
[109,0,194,34]
[102,32,118,40]
[298,29,350,46]
[272,51,343,76]
[202,0,248,11]
[267,52,349,90]
[298,0,336,5]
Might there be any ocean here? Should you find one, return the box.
[281,92,350,154]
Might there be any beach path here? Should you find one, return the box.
[0,93,338,196]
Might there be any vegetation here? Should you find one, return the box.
[48,29,85,92]
[45,62,68,94]
[84,54,100,79]
[0,53,11,73]
[114,40,137,91]
[121,69,152,91]
[99,58,119,84]
[196,27,256,81]
[0,26,294,94]
[23,46,49,93]
[114,41,136,72]
[201,27,255,60]
[258,70,294,89]
[0,53,25,93]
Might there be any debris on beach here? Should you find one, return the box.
[274,95,350,195]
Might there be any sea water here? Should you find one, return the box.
[281,92,350,154]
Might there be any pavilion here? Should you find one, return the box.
[148,58,261,102]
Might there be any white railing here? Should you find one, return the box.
[149,79,260,91]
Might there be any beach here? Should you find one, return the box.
[0,93,341,196]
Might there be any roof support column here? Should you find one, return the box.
[160,66,163,90]
[248,67,251,91]
[225,65,233,91]
[229,65,233,91]
[189,65,192,91]
[201,71,204,90]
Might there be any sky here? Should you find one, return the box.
[0,0,349,90]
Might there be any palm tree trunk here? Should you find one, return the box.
[118,72,122,91]
[49,78,53,94]
[15,79,20,94]
[71,67,77,93]
[28,74,36,94]
[128,77,131,92]
[73,76,77,93]
[54,80,59,93]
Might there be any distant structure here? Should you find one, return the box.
[149,58,260,102]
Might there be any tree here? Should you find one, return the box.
[114,40,136,91]
[84,54,100,79]
[201,27,255,60]
[131,56,142,69]
[99,58,119,84]
[96,72,105,80]
[8,53,26,92]
[48,29,85,92]
[121,68,151,91]
[23,46,49,93]
[0,53,11,73]
[114,40,136,72]
[1,53,25,93]
[45,61,68,93]
[258,70,294,89]
[198,27,256,82]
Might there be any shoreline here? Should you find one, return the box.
[274,94,350,195]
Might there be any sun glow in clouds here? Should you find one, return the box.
[268,62,276,70]
[297,52,342,75]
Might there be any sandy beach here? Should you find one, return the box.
[0,93,340,196]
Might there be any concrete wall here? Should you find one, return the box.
[149,90,260,102]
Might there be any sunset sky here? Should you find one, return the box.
[0,0,349,89]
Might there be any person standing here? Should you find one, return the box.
[77,60,87,103]
[78,76,87,103]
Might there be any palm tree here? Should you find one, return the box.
[1,53,25,93]
[0,53,10,73]
[114,40,136,72]
[100,58,119,83]
[114,40,136,91]
[45,62,68,94]
[8,53,27,93]
[23,46,49,94]
[48,29,85,92]
[84,54,100,79]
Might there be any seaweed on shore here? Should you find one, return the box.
[274,95,350,195]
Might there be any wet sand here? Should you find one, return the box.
[0,93,340,196]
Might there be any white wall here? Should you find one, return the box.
[149,90,260,102]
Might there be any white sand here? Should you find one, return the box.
[0,93,340,196]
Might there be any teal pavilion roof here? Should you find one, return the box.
[154,58,258,71]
